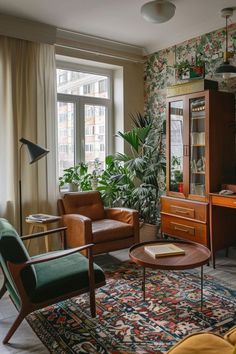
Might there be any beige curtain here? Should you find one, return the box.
[0,36,58,252]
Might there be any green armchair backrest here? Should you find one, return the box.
[0,218,37,300]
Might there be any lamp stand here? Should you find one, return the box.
[19,143,23,235]
[19,179,23,236]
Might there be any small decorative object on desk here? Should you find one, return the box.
[26,214,61,223]
[144,243,185,258]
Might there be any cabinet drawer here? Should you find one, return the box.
[161,214,208,245]
[161,196,208,222]
[211,195,236,209]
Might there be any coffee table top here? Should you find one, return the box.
[129,240,211,270]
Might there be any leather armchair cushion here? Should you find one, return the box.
[92,219,134,243]
[62,192,105,221]
[105,207,138,224]
[30,252,105,303]
[166,333,234,354]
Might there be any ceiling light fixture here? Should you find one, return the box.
[215,7,236,79]
[141,0,176,24]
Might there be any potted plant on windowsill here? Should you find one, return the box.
[59,162,93,192]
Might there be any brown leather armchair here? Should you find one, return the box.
[58,191,139,255]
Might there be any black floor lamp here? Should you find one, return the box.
[19,137,49,235]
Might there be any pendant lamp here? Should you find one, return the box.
[215,7,236,79]
[141,0,176,23]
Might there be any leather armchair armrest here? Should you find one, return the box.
[62,214,93,249]
[105,207,139,225]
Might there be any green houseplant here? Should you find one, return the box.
[97,155,134,208]
[114,112,166,239]
[59,162,93,191]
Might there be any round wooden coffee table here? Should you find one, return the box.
[129,239,211,310]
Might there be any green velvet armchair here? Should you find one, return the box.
[0,218,106,344]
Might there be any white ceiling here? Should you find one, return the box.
[0,0,236,54]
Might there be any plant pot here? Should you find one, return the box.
[68,183,78,192]
[178,182,183,193]
[139,222,160,242]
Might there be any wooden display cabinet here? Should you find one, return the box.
[161,90,235,248]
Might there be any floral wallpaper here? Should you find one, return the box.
[144,24,236,117]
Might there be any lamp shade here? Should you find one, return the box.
[215,7,236,79]
[19,137,49,164]
[141,0,176,23]
[215,61,236,79]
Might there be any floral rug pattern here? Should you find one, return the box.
[27,262,236,353]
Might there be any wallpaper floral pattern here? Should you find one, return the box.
[144,24,236,117]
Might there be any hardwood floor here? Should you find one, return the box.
[0,247,236,353]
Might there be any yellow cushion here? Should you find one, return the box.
[166,333,234,354]
[225,326,236,346]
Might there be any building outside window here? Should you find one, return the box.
[56,65,112,178]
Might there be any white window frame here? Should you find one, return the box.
[56,61,113,167]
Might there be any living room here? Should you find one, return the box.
[0,0,236,353]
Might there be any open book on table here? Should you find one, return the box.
[26,214,60,223]
[144,243,185,258]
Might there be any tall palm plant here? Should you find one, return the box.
[115,112,166,224]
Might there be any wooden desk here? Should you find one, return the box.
[209,191,236,268]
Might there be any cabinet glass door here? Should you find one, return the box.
[189,97,206,196]
[170,101,184,192]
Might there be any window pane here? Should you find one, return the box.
[57,101,75,177]
[84,104,106,170]
[57,69,109,98]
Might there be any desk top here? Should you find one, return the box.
[209,192,236,209]
[210,184,236,198]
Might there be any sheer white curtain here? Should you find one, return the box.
[0,36,57,249]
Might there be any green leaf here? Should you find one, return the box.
[116,130,140,153]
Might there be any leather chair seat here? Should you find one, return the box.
[92,219,134,243]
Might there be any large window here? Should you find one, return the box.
[56,65,112,178]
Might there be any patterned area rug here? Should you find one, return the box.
[27,262,236,353]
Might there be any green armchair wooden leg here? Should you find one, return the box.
[0,282,7,300]
[3,309,26,344]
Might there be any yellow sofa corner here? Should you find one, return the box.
[166,326,236,354]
